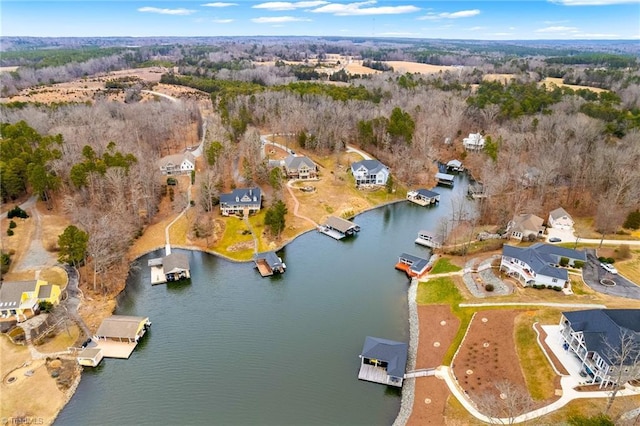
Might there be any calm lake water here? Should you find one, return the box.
[56,174,471,426]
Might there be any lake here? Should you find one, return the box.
[56,173,471,426]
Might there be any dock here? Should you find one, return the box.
[77,348,104,367]
[415,230,443,249]
[318,216,360,240]
[406,189,440,207]
[254,251,286,277]
[446,159,464,172]
[358,336,407,387]
[468,181,486,199]
[435,172,455,187]
[395,253,430,278]
[148,252,190,285]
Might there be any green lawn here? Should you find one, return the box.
[430,258,462,274]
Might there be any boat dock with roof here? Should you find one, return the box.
[415,230,443,249]
[435,172,455,187]
[77,315,151,366]
[358,336,408,387]
[254,251,286,277]
[318,216,361,240]
[406,189,440,206]
[395,253,430,278]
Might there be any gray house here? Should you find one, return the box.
[219,187,262,216]
[283,155,317,179]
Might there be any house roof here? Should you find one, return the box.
[95,315,149,340]
[37,284,54,299]
[361,336,408,378]
[284,155,315,170]
[549,207,572,221]
[503,243,585,281]
[414,189,440,198]
[463,133,485,145]
[435,172,455,182]
[163,252,190,274]
[158,152,195,168]
[254,251,283,269]
[0,281,38,310]
[510,214,544,234]
[563,309,640,366]
[399,253,429,274]
[447,159,462,168]
[219,187,262,206]
[324,216,358,234]
[418,230,443,244]
[351,159,387,174]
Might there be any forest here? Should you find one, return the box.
[1,36,639,292]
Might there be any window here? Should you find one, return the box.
[552,279,558,283]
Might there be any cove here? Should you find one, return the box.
[56,174,472,426]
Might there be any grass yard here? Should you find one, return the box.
[514,310,558,400]
[39,266,68,288]
[36,323,80,353]
[430,257,462,274]
[615,248,640,284]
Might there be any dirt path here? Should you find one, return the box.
[285,181,319,228]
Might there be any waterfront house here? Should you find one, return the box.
[0,279,61,322]
[406,189,440,207]
[395,253,430,278]
[463,133,485,151]
[500,243,586,289]
[506,213,544,241]
[254,251,286,277]
[219,187,262,216]
[548,207,574,231]
[283,155,317,180]
[319,216,360,240]
[358,336,408,387]
[350,160,389,186]
[559,309,640,387]
[159,152,195,175]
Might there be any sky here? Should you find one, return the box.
[1,0,639,40]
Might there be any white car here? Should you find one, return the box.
[600,263,618,274]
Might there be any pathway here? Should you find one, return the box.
[285,180,319,228]
[346,145,372,160]
[164,180,192,255]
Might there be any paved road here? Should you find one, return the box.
[582,249,640,299]
[547,227,640,246]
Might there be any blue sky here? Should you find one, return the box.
[2,0,639,39]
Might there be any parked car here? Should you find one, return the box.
[600,263,618,274]
[549,237,562,243]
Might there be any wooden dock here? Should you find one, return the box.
[358,364,400,386]
[407,189,440,207]
[435,172,455,187]
[415,230,443,249]
[318,225,346,240]
[318,216,360,240]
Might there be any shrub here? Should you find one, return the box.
[623,209,640,230]
[606,257,615,264]
[573,261,584,269]
[167,177,177,186]
[8,220,16,229]
[559,256,569,267]
[191,170,196,184]
[38,300,54,313]
[547,285,554,289]
[598,256,606,262]
[7,206,29,219]
[485,284,494,292]
[554,286,562,291]
[1,251,11,274]
[617,244,631,260]
[7,229,14,236]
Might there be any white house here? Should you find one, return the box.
[559,309,640,388]
[500,243,585,289]
[159,152,196,175]
[463,133,485,151]
[506,213,544,241]
[548,207,574,231]
[350,160,390,186]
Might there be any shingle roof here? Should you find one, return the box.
[503,243,585,281]
[549,207,572,221]
[163,252,190,274]
[95,316,148,340]
[254,251,283,269]
[37,284,53,299]
[351,159,387,174]
[219,187,262,206]
[284,155,315,170]
[563,309,640,366]
[510,214,544,234]
[447,159,462,168]
[361,336,408,378]
[415,189,440,198]
[324,216,358,233]
[0,281,37,310]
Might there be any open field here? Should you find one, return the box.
[541,77,607,93]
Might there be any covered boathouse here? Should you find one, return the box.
[91,315,152,359]
[435,172,455,187]
[406,189,440,206]
[358,336,408,387]
[318,216,361,240]
[415,230,443,249]
[254,251,286,277]
[395,253,430,278]
[148,251,191,285]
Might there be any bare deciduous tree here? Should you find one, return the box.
[475,380,534,425]
[603,329,640,415]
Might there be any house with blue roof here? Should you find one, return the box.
[500,243,586,289]
[350,160,389,186]
[559,309,640,387]
[219,187,262,216]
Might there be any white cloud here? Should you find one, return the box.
[253,1,328,10]
[251,16,312,23]
[549,0,638,5]
[201,2,237,7]
[311,1,420,16]
[535,25,579,32]
[137,7,196,15]
[419,9,480,20]
[469,26,486,31]
[213,18,234,23]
